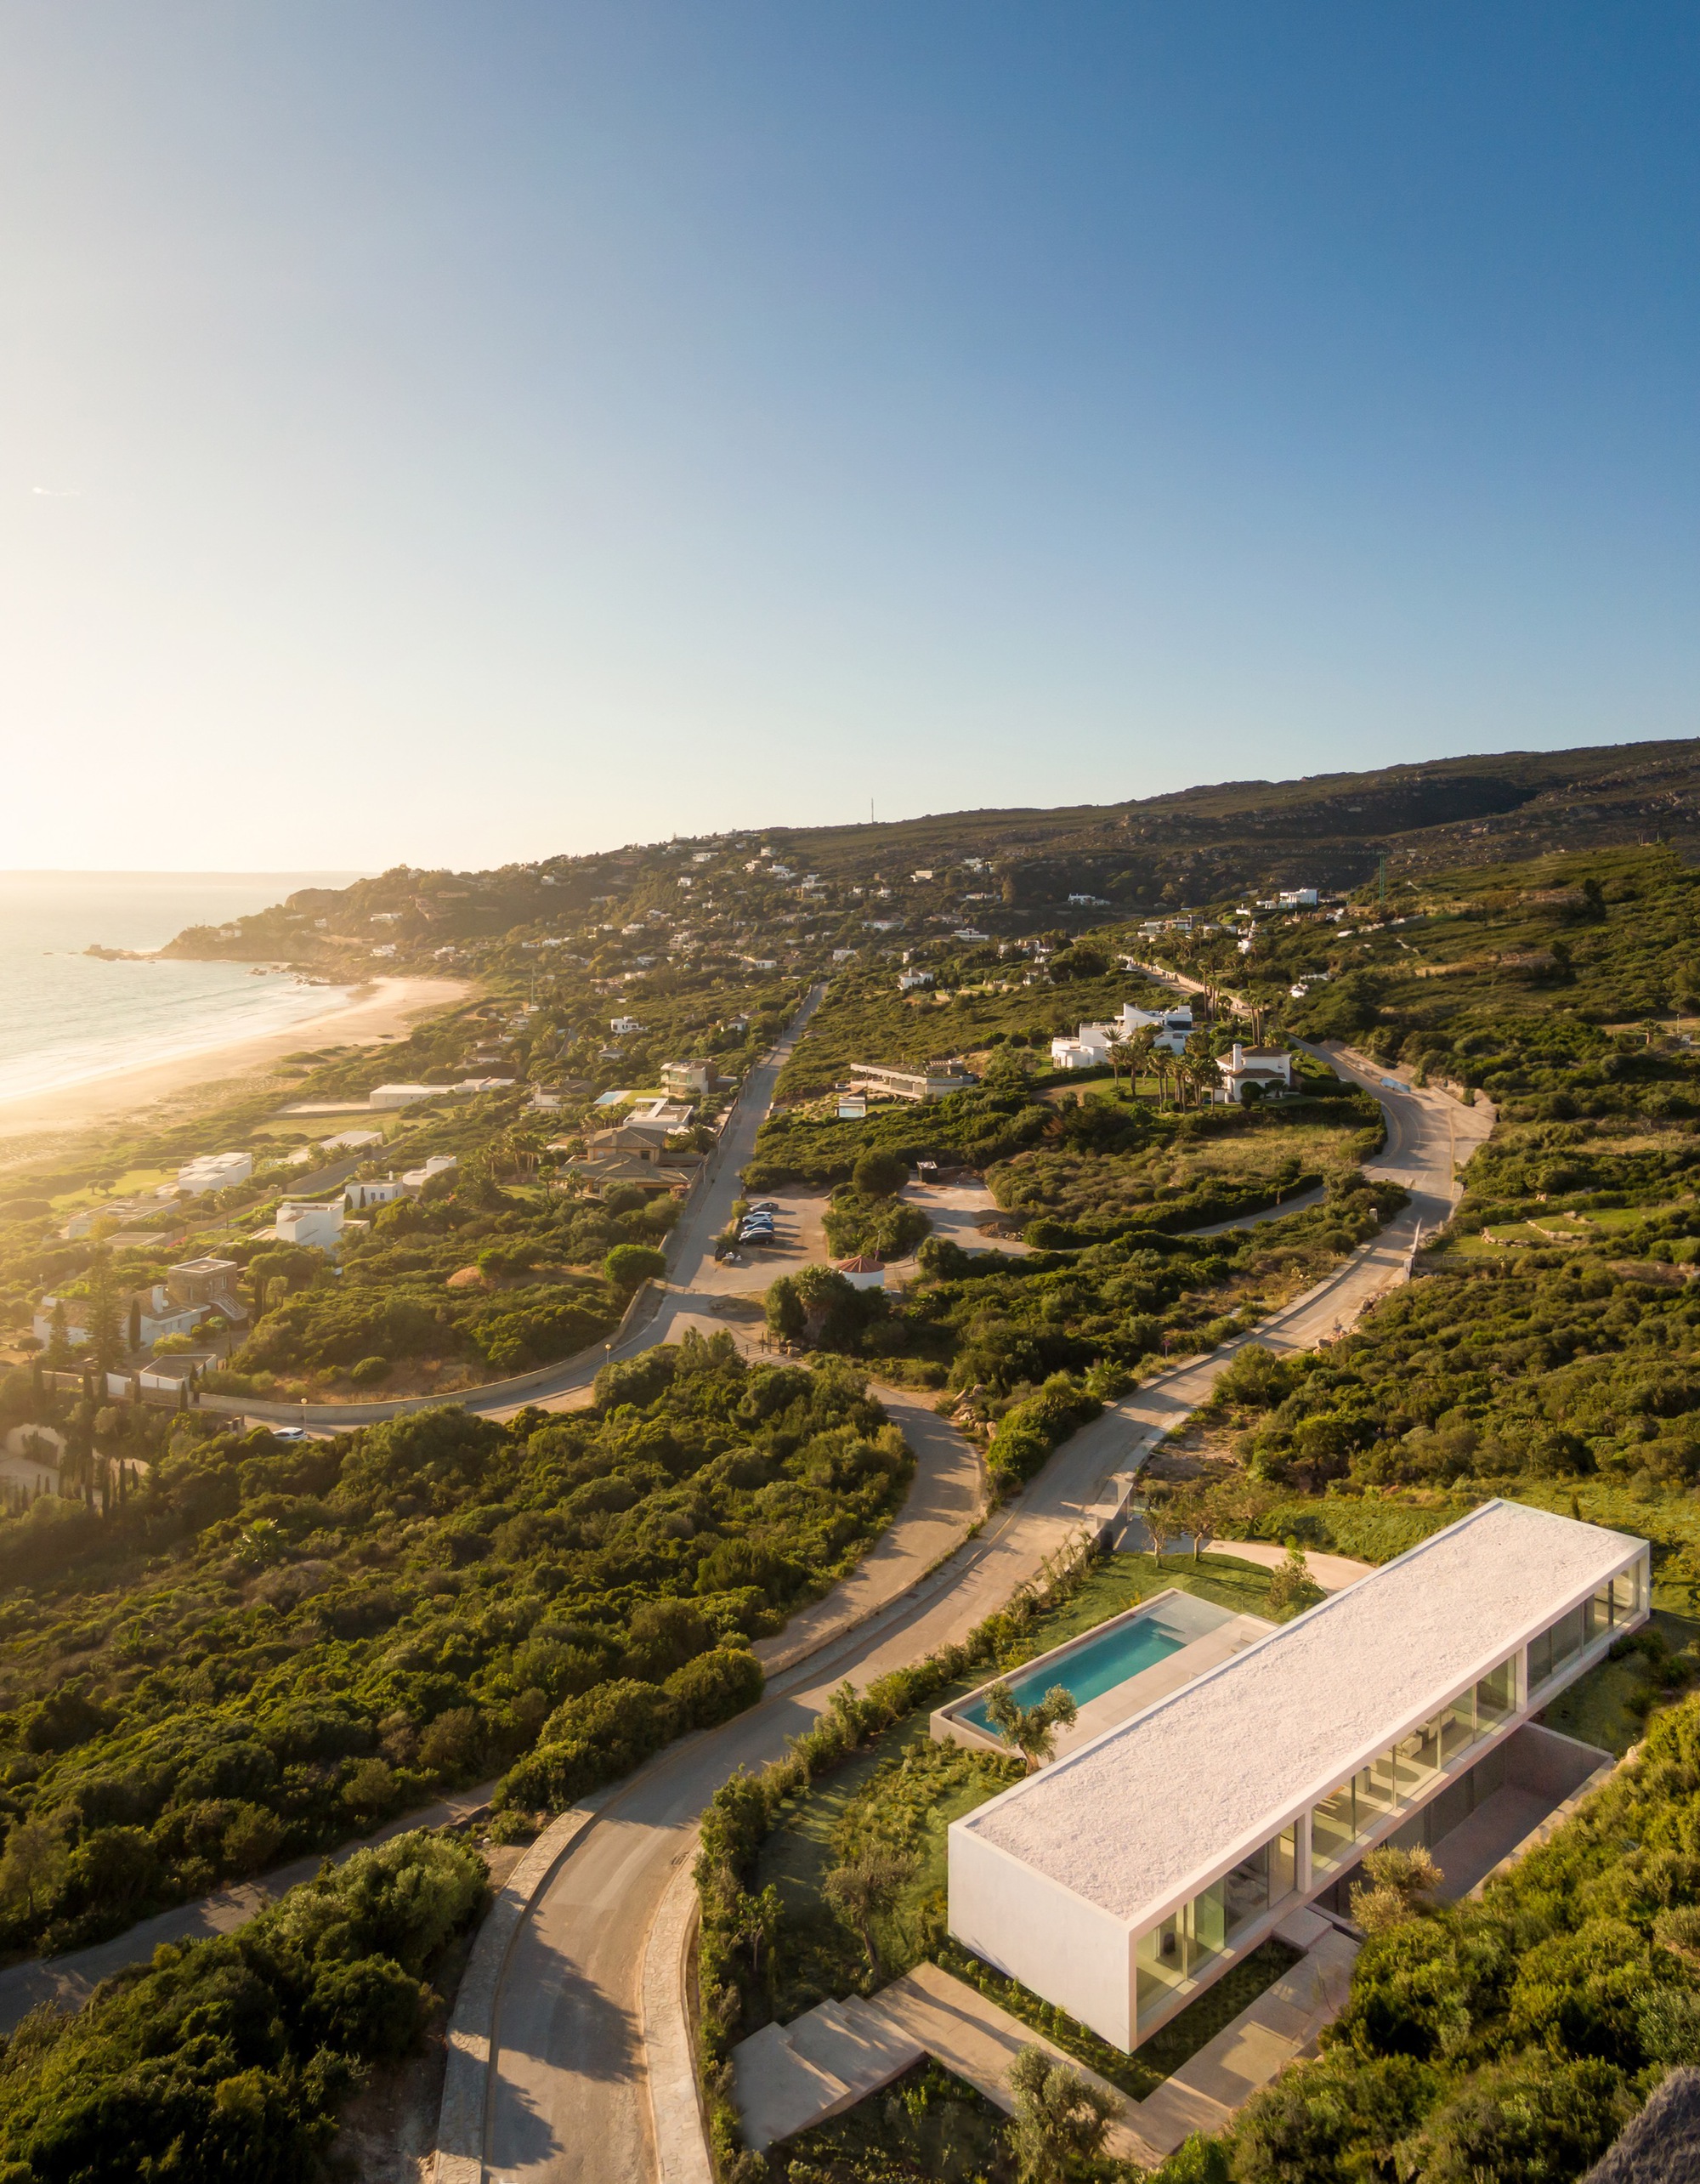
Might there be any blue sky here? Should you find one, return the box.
[4,3,1699,869]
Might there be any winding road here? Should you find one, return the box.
[473,1041,1489,2184]
[3,985,1488,2167]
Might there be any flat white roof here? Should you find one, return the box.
[959,1500,1643,1929]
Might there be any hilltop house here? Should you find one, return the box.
[948,1502,1647,2053]
[34,1256,247,1353]
[345,1177,407,1211]
[275,1200,346,1251]
[846,1062,977,1103]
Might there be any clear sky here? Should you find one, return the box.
[5,3,1699,871]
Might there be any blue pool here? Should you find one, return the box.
[960,1615,1186,1733]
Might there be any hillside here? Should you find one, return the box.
[152,735,1700,974]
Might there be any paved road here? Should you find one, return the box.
[222,984,829,1430]
[479,1060,1485,2184]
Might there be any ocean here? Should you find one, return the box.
[0,872,371,1109]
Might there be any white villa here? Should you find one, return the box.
[1050,1000,1194,1072]
[1216,1044,1295,1102]
[947,1501,1647,2052]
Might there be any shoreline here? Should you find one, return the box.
[0,975,472,1144]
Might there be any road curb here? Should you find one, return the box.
[643,1839,715,2184]
[431,1801,604,2184]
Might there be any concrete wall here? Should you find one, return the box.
[949,1824,1133,2051]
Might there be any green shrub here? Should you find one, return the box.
[604,1243,667,1291]
[985,1374,1102,1494]
[665,1647,764,1730]
[348,1355,390,1386]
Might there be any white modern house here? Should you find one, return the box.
[948,1501,1647,2054]
[275,1199,346,1250]
[400,1153,459,1190]
[177,1150,253,1195]
[368,1083,441,1110]
[1050,1000,1195,1072]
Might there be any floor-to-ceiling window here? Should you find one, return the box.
[1135,1826,1300,2029]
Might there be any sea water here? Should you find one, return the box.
[0,872,369,1109]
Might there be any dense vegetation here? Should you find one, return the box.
[764,1166,1401,1422]
[0,1827,484,2183]
[0,1337,905,1958]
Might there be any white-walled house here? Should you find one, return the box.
[368,1084,441,1110]
[1216,1045,1295,1102]
[1050,1000,1194,1071]
[345,1177,406,1211]
[177,1150,252,1195]
[401,1153,458,1190]
[948,1502,1648,2053]
[276,1200,346,1250]
[34,1285,204,1351]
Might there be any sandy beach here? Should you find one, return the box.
[0,975,470,1145]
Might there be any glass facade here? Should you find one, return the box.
[1529,1562,1643,1696]
[1308,1659,1527,1878]
[1138,1558,1646,2041]
[1135,1825,1299,2028]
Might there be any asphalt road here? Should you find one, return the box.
[479,1058,1486,2184]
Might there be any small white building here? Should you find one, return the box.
[177,1150,253,1196]
[401,1154,459,1190]
[1278,888,1320,909]
[898,972,934,991]
[609,1016,645,1035]
[949,1502,1648,2053]
[320,1128,385,1152]
[275,1199,346,1251]
[835,1255,887,1290]
[345,1176,406,1211]
[1217,1045,1295,1102]
[368,1084,441,1110]
[662,1059,715,1096]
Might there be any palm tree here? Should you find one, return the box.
[1106,1040,1136,1093]
[1125,1028,1156,1099]
[983,1680,1080,1771]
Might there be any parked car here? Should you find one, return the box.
[750,1200,781,1213]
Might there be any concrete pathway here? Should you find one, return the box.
[1118,1529,1375,1594]
[732,1925,1360,2169]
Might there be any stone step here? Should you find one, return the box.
[730,2018,855,2153]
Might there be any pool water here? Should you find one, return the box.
[961,1615,1185,1733]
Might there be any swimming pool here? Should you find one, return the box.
[960,1614,1187,1733]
